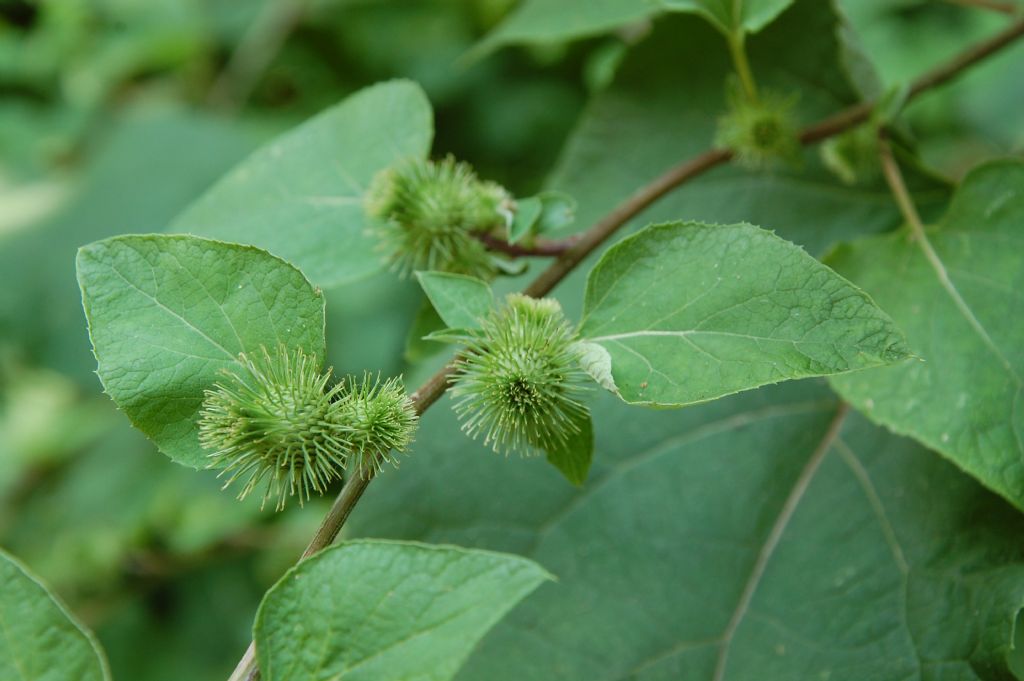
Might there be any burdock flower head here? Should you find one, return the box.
[450,294,589,455]
[198,345,418,509]
[364,155,512,278]
[198,345,349,510]
[714,81,800,169]
[332,373,418,475]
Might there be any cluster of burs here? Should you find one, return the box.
[199,157,589,509]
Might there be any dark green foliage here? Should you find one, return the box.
[3,1,1024,680]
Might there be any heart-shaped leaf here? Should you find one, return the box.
[77,234,325,467]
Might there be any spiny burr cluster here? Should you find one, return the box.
[198,345,416,510]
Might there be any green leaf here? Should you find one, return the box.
[544,410,594,486]
[0,549,111,681]
[828,160,1024,510]
[415,271,494,330]
[579,221,909,406]
[254,540,551,681]
[508,196,543,243]
[544,2,951,260]
[76,234,325,468]
[350,382,1024,680]
[172,80,433,288]
[475,0,795,53]
[506,192,576,243]
[662,0,795,36]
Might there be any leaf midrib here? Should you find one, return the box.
[526,399,835,550]
[102,257,237,362]
[924,230,1021,384]
[709,403,849,681]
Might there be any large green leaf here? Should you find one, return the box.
[76,234,325,468]
[172,80,433,288]
[476,0,794,52]
[579,221,908,406]
[349,382,1024,680]
[254,540,550,681]
[828,160,1024,510]
[0,549,110,681]
[543,0,950,260]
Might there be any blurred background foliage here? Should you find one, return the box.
[0,0,1021,679]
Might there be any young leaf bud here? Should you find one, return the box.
[198,345,349,511]
[365,156,512,278]
[451,294,589,456]
[714,81,800,169]
[332,373,418,475]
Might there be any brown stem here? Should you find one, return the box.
[478,233,579,257]
[944,0,1019,15]
[522,148,732,298]
[229,19,1024,681]
[799,18,1024,146]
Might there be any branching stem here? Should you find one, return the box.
[229,18,1024,681]
[478,233,578,257]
